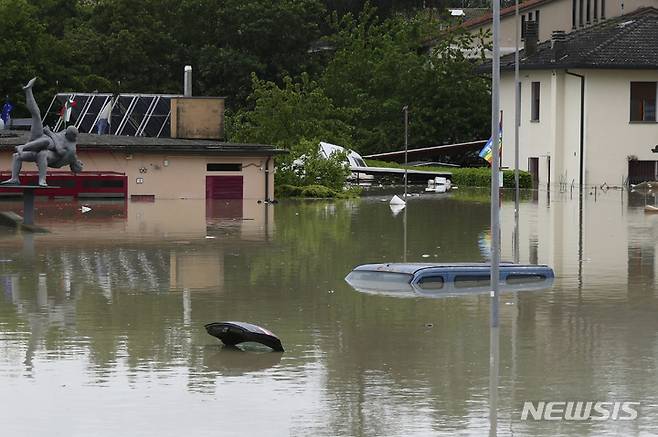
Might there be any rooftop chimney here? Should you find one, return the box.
[551,30,567,62]
[184,65,192,97]
[524,21,539,56]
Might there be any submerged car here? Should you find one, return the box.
[345,263,555,298]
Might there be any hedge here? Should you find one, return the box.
[365,160,532,188]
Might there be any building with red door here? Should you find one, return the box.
[0,132,284,201]
[0,96,286,201]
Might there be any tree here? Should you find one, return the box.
[230,74,353,188]
[181,0,327,108]
[68,0,179,94]
[230,73,352,148]
[320,6,489,154]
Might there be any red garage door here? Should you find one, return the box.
[206,176,243,199]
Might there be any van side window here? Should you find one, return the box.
[454,275,491,288]
[506,274,546,284]
[417,276,444,290]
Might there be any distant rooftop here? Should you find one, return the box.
[475,7,658,71]
[460,0,557,29]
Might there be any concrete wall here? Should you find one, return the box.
[585,70,658,186]
[0,150,276,200]
[171,97,225,140]
[468,0,572,54]
[500,69,556,186]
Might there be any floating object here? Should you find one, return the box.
[389,203,405,216]
[205,321,284,352]
[345,262,554,298]
[645,205,658,213]
[425,176,452,193]
[390,195,406,205]
[80,206,91,213]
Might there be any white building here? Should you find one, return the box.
[494,7,658,187]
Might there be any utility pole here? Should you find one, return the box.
[514,0,521,264]
[402,105,409,198]
[489,1,502,435]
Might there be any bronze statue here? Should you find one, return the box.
[1,77,83,187]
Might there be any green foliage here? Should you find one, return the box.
[229,74,352,148]
[301,143,351,190]
[276,184,305,197]
[365,160,532,188]
[0,0,66,110]
[1,0,490,168]
[301,184,338,198]
[197,0,325,104]
[274,139,351,190]
[229,76,352,190]
[320,6,490,155]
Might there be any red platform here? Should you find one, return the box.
[0,171,127,198]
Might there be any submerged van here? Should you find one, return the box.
[345,263,555,298]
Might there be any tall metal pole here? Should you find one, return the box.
[489,1,502,434]
[513,0,521,264]
[402,105,409,198]
[403,206,408,263]
[491,0,501,328]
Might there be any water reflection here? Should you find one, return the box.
[0,191,656,436]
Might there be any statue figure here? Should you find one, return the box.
[1,77,83,187]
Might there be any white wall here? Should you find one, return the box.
[585,70,658,186]
[561,73,582,187]
[469,0,572,53]
[500,70,556,186]
[501,68,658,188]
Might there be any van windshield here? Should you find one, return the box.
[345,270,413,292]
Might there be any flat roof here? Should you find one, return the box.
[0,131,287,156]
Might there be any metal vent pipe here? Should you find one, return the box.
[184,65,192,96]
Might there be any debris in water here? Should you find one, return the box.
[390,195,406,205]
[205,321,284,352]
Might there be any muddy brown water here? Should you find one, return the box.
[0,188,656,436]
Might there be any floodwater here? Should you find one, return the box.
[0,188,657,436]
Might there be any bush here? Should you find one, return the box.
[300,185,336,198]
[276,184,304,197]
[275,139,351,190]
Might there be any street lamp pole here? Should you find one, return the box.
[491,0,501,329]
[489,2,502,435]
[403,105,409,199]
[514,0,521,264]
